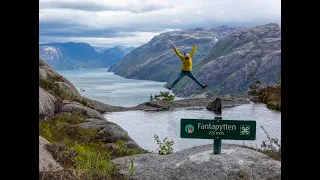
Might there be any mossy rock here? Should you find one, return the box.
[266,102,281,111]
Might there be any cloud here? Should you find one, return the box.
[39,0,281,47]
[170,19,182,23]
[40,0,173,13]
[39,29,181,47]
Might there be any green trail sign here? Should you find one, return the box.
[181,118,256,140]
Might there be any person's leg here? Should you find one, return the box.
[170,71,185,88]
[185,71,206,88]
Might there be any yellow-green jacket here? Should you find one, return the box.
[173,44,196,71]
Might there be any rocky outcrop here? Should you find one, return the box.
[39,57,144,153]
[249,85,281,111]
[61,100,106,120]
[76,117,143,151]
[71,95,250,113]
[83,97,129,113]
[78,118,107,130]
[56,99,143,150]
[128,96,250,112]
[112,144,281,180]
[39,87,56,120]
[39,57,80,96]
[39,57,58,79]
[54,82,81,98]
[39,136,63,172]
[98,121,142,151]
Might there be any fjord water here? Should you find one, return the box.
[57,68,181,107]
[58,68,281,153]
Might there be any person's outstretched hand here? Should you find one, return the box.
[170,41,176,49]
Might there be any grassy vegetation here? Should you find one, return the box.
[129,156,135,177]
[242,126,281,161]
[39,75,63,92]
[39,113,88,143]
[39,113,146,180]
[149,91,175,102]
[39,169,80,180]
[154,134,174,155]
[266,101,281,112]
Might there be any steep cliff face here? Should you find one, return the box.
[108,26,239,82]
[108,23,280,97]
[176,23,281,97]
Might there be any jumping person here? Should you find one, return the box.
[167,44,207,90]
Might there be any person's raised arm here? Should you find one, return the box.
[190,44,196,57]
[173,47,184,59]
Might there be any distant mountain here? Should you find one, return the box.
[93,46,135,54]
[93,47,107,53]
[108,23,281,97]
[39,42,134,70]
[123,46,135,52]
[98,46,135,66]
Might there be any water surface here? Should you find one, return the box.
[105,102,281,152]
[58,68,182,107]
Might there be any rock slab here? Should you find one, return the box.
[112,144,281,180]
[39,136,63,172]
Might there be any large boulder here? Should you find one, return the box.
[98,120,143,151]
[39,57,58,79]
[39,87,56,120]
[112,144,281,180]
[39,136,63,172]
[59,100,143,151]
[60,100,106,120]
[54,82,81,98]
[77,118,143,151]
[79,118,107,130]
[83,97,128,113]
[132,101,173,111]
[39,57,80,97]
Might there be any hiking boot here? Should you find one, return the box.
[167,85,172,90]
[202,84,207,89]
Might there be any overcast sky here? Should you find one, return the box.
[39,0,281,48]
